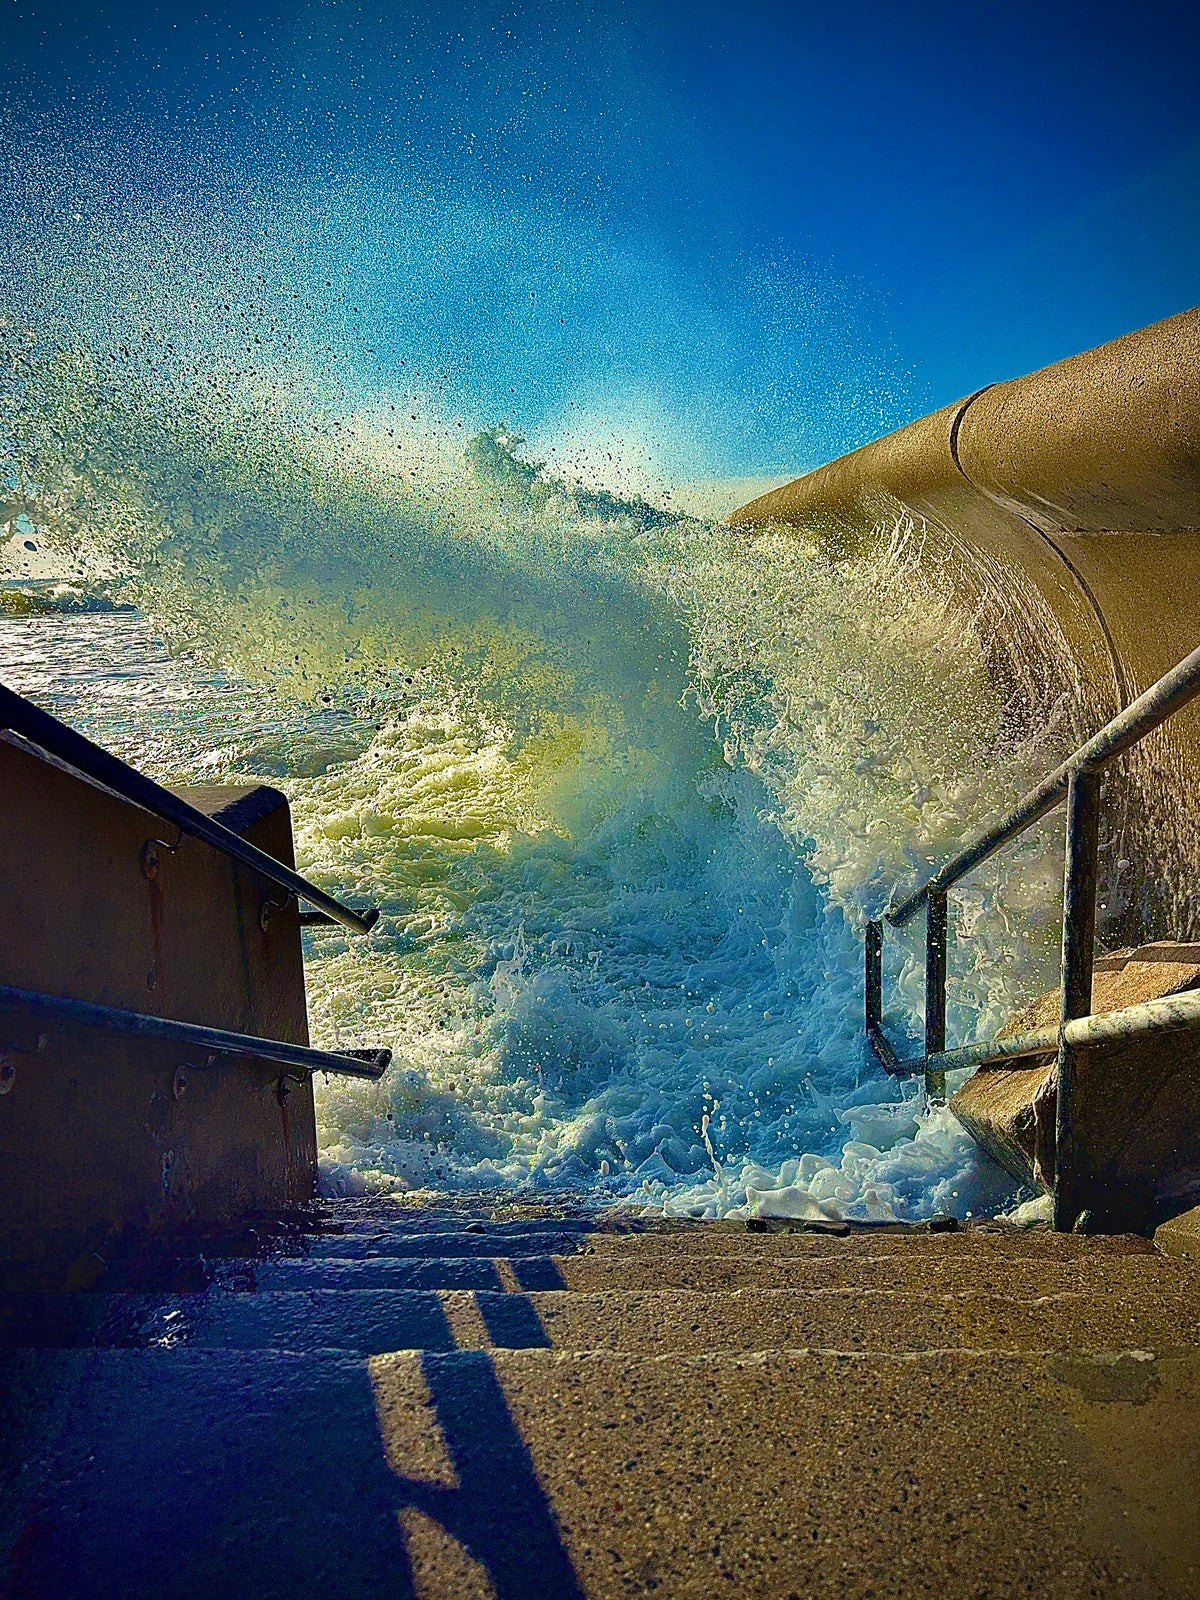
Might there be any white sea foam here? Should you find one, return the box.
[2,380,1081,1221]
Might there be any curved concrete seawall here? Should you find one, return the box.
[732,307,1200,942]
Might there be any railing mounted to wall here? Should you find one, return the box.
[0,984,391,1080]
[865,643,1200,1232]
[0,682,379,935]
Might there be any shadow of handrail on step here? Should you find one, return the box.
[382,1349,586,1600]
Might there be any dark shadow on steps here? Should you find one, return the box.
[474,1291,553,1348]
[6,1316,582,1599]
[508,1255,568,1291]
[388,1351,585,1600]
[2,1349,421,1600]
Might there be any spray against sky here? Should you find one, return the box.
[4,0,1198,481]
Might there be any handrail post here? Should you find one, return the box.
[865,920,883,1034]
[924,890,948,1101]
[1053,767,1102,1231]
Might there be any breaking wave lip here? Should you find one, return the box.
[3,362,1084,1225]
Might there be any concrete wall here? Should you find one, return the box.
[731,307,1200,942]
[0,735,317,1285]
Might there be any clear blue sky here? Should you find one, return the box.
[3,0,1198,474]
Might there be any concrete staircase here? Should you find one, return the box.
[5,1201,1200,1599]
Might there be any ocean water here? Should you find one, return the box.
[0,402,1086,1222]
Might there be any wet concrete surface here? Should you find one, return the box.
[5,1206,1200,1598]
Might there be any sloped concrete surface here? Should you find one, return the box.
[5,1202,1200,1598]
[950,945,1200,1224]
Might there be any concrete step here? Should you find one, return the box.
[236,1245,1193,1296]
[5,1344,1197,1598]
[256,1227,605,1260]
[572,1223,1158,1258]
[295,1220,1158,1263]
[58,1219,1176,1296]
[7,1280,1199,1357]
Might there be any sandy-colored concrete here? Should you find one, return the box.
[9,1278,1200,1356]
[248,1246,1183,1297]
[6,1209,1200,1597]
[0,736,309,1039]
[951,947,1200,1229]
[375,1344,1200,1599]
[0,736,315,1281]
[11,1341,1192,1599]
[296,1221,1156,1260]
[572,1222,1157,1258]
[1155,1204,1200,1260]
[444,1283,1200,1356]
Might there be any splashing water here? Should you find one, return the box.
[0,165,1088,1223]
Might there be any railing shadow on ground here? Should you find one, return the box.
[387,1349,586,1600]
[3,1267,584,1600]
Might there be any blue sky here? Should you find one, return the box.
[3,0,1198,474]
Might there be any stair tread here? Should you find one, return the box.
[7,1280,1197,1356]
[7,1344,1196,1599]
[238,1247,1187,1294]
[78,1219,1160,1275]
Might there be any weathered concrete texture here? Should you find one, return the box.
[6,1207,1200,1598]
[1155,1203,1200,1260]
[730,308,1200,946]
[0,1032,316,1291]
[246,1244,1171,1296]
[0,736,316,1283]
[7,1280,1200,1357]
[383,1346,1200,1600]
[6,1332,1200,1597]
[0,736,309,1038]
[290,1216,1157,1260]
[950,943,1200,1231]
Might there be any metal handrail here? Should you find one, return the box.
[0,682,379,936]
[885,643,1200,927]
[880,984,1200,1079]
[864,642,1200,1231]
[0,983,391,1080]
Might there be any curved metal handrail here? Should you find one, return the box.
[885,643,1200,928]
[0,682,379,936]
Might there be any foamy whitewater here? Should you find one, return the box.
[0,161,1092,1224]
[1,398,1085,1224]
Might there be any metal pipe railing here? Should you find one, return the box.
[0,984,391,1079]
[1054,767,1102,1230]
[885,642,1200,928]
[888,985,1200,1081]
[0,682,379,936]
[864,641,1200,1228]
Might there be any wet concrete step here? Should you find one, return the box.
[263,1227,605,1260]
[6,1344,1197,1598]
[20,1217,1166,1298]
[297,1221,1158,1262]
[6,1281,1198,1356]
[237,1245,1192,1296]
